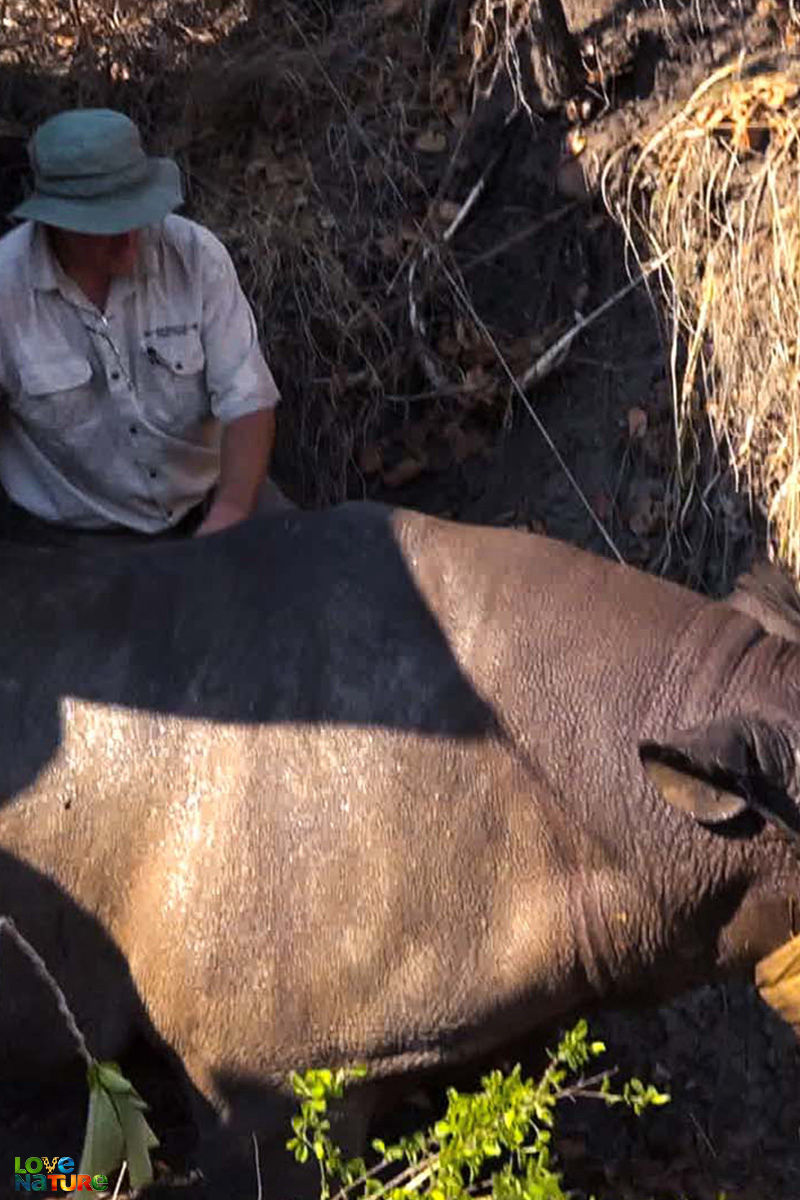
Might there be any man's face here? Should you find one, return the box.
[49,228,141,277]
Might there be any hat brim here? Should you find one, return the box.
[10,157,182,235]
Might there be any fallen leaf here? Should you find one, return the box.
[437,200,461,224]
[399,217,420,243]
[282,154,309,183]
[414,129,447,153]
[444,422,488,463]
[244,154,278,183]
[628,406,648,439]
[177,24,217,44]
[402,421,431,456]
[378,234,400,259]
[628,492,663,537]
[566,128,587,156]
[463,364,491,394]
[572,281,589,311]
[436,333,460,359]
[293,210,318,240]
[0,120,27,138]
[592,491,611,520]
[443,422,469,463]
[358,444,383,475]
[556,157,590,202]
[651,379,671,408]
[382,457,425,487]
[461,429,490,460]
[559,1137,587,1161]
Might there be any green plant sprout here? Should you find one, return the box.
[288,1019,670,1200]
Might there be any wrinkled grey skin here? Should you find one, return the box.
[2,503,800,1192]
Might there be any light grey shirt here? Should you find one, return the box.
[0,216,280,531]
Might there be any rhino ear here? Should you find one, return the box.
[640,754,749,824]
[728,558,800,643]
[640,716,798,832]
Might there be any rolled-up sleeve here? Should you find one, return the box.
[200,234,280,423]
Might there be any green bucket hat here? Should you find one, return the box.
[11,108,183,235]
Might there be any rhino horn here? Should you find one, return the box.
[640,717,800,839]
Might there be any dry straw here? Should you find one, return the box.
[603,55,800,580]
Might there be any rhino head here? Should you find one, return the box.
[641,716,800,838]
[641,715,800,1031]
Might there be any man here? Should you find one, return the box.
[0,107,285,541]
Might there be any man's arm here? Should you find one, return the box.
[195,407,275,536]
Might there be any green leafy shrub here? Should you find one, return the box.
[288,1020,669,1200]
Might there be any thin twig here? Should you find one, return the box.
[377,203,578,331]
[252,1132,263,1200]
[332,1151,438,1200]
[408,256,449,391]
[0,917,92,1069]
[435,253,641,563]
[441,111,522,244]
[460,203,578,274]
[110,1162,127,1200]
[516,251,672,390]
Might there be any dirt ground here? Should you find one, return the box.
[2,1,800,1197]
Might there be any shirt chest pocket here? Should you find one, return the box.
[16,356,96,433]
[140,331,209,436]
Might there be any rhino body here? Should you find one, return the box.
[2,501,800,1189]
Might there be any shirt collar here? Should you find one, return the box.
[28,222,60,293]
[29,223,101,312]
[138,224,160,276]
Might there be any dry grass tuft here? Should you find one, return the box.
[603,52,800,579]
[464,0,536,109]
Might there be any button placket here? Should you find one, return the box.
[84,310,169,522]
[83,312,133,393]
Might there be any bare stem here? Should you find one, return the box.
[0,916,93,1069]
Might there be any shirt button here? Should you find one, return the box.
[149,469,157,478]
[129,425,138,435]
[111,371,120,381]
[175,361,183,371]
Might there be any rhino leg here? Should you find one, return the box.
[185,1057,381,1200]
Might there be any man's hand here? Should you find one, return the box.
[194,408,275,537]
[195,496,249,537]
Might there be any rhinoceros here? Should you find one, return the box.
[2,501,800,1194]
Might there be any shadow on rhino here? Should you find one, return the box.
[0,503,500,803]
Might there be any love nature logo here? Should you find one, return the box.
[13,1157,108,1193]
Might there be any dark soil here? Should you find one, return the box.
[2,1,800,1198]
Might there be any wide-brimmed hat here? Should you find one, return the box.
[11,108,182,235]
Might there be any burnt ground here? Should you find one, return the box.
[2,0,800,1197]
